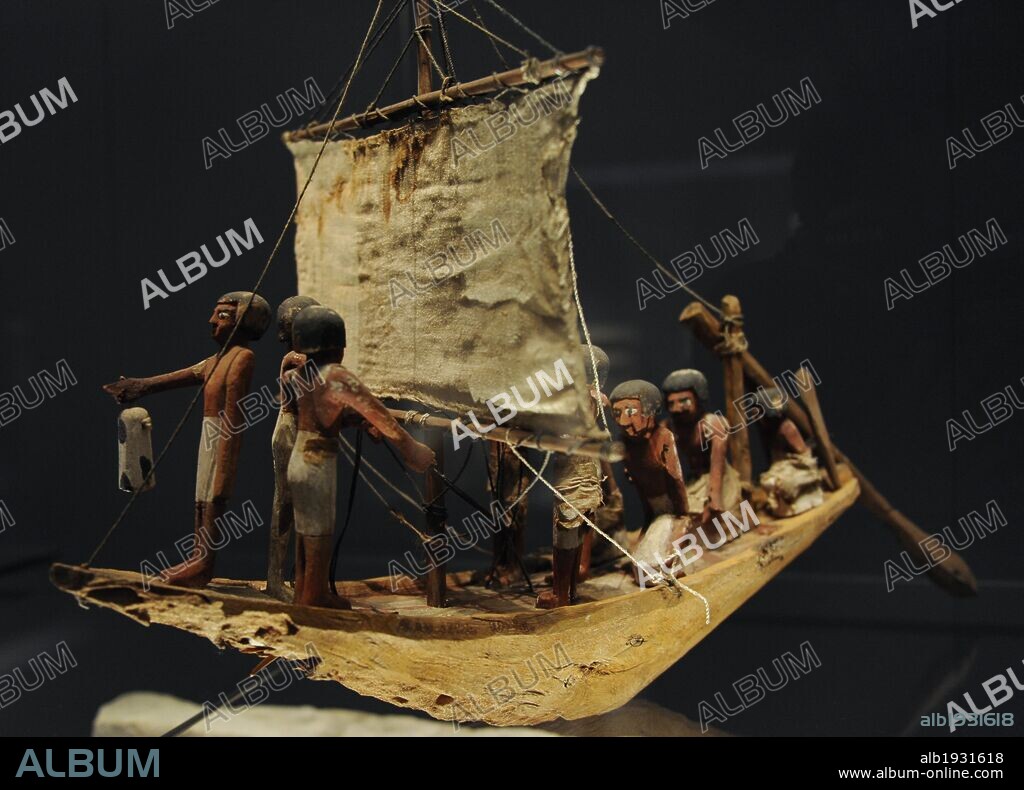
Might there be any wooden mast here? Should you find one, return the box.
[414,1,447,609]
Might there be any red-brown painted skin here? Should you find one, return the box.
[611,397,689,525]
[101,301,256,588]
[289,349,434,610]
[664,387,729,528]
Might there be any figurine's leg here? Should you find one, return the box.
[290,432,349,610]
[294,532,307,601]
[267,495,294,599]
[577,524,593,582]
[537,513,580,610]
[294,535,351,610]
[486,443,527,586]
[163,499,223,588]
[268,412,297,600]
[537,543,577,609]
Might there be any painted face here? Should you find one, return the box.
[611,397,654,438]
[209,302,238,346]
[666,389,699,422]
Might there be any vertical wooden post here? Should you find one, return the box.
[424,431,447,607]
[719,296,752,484]
[415,2,446,608]
[414,1,434,100]
[795,368,841,491]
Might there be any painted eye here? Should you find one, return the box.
[625,407,638,417]
[218,311,231,319]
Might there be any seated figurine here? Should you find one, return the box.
[660,369,742,542]
[608,380,695,583]
[755,387,824,517]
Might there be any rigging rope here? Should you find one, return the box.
[566,226,609,433]
[433,0,528,57]
[414,24,450,86]
[85,0,388,566]
[330,428,364,594]
[508,446,712,625]
[364,31,418,121]
[482,0,561,56]
[308,0,408,125]
[571,167,726,320]
[433,0,460,85]
[337,438,429,540]
[470,1,510,70]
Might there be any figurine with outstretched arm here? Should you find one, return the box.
[101,292,272,588]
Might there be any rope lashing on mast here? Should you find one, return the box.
[85,0,389,566]
[508,446,712,626]
[714,313,749,356]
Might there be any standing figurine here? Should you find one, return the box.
[287,306,435,610]
[102,292,272,587]
[485,442,529,586]
[536,347,608,610]
[661,369,742,540]
[578,346,618,581]
[266,295,320,600]
[755,387,824,517]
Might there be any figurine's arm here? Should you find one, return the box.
[278,351,306,408]
[317,367,435,472]
[659,431,690,516]
[212,349,255,500]
[102,360,207,404]
[778,418,809,454]
[600,459,621,500]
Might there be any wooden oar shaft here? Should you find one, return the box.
[388,408,624,462]
[285,48,604,141]
[794,367,841,490]
[679,302,977,596]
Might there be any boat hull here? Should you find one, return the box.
[51,477,858,727]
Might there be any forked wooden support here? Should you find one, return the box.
[794,367,841,491]
[680,301,977,597]
[717,296,753,485]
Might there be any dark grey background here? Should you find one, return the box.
[1,0,1022,737]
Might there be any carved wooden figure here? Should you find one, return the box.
[535,348,608,610]
[755,387,824,517]
[661,369,742,539]
[287,306,435,610]
[266,295,320,601]
[608,380,694,583]
[102,292,272,587]
[485,442,529,586]
[610,380,689,524]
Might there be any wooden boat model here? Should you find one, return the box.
[51,473,858,727]
[52,1,976,730]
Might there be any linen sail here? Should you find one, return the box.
[287,69,604,438]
